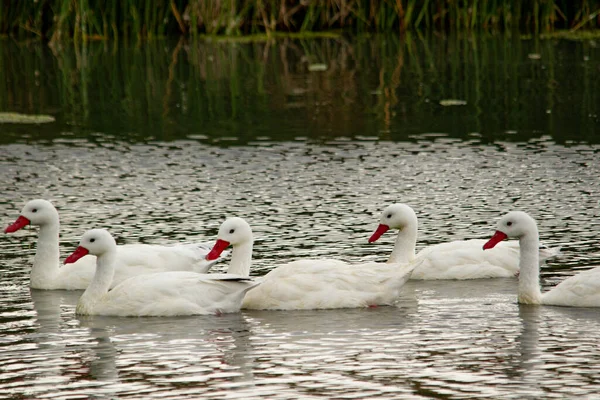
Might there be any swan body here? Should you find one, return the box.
[241,259,416,310]
[4,199,223,290]
[205,217,419,311]
[369,204,560,280]
[68,223,259,316]
[411,239,558,280]
[484,211,600,307]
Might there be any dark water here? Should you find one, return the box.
[1,35,599,398]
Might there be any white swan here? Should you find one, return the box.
[484,211,600,307]
[205,218,419,311]
[5,199,224,290]
[368,204,560,280]
[66,221,259,316]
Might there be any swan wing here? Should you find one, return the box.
[103,242,226,287]
[54,242,227,290]
[413,240,519,280]
[242,259,415,310]
[542,267,600,307]
[115,241,222,273]
[538,243,561,263]
[412,239,561,280]
[80,271,257,316]
[52,255,98,290]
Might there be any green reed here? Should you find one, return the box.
[1,1,599,40]
[1,33,599,145]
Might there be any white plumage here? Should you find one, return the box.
[4,199,223,290]
[369,204,560,280]
[5,199,225,290]
[484,211,600,307]
[68,224,259,316]
[242,259,416,310]
[205,217,419,311]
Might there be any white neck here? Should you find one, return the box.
[30,222,61,288]
[78,249,117,312]
[387,224,417,264]
[227,241,253,276]
[517,232,542,305]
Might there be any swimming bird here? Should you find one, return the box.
[5,199,223,290]
[205,217,418,311]
[66,224,259,316]
[484,211,599,307]
[369,203,560,280]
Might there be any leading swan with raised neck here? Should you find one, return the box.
[206,217,419,311]
[66,219,259,316]
[369,203,559,280]
[483,211,600,307]
[4,199,224,290]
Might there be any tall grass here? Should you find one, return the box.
[1,1,600,40]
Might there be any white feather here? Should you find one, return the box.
[204,217,421,311]
[71,228,258,317]
[485,211,599,307]
[242,259,418,310]
[370,204,560,280]
[5,199,225,290]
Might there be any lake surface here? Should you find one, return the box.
[1,34,599,398]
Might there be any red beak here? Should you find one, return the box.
[206,239,231,261]
[483,231,508,250]
[65,246,90,264]
[5,215,31,233]
[368,224,390,243]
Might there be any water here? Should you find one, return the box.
[1,35,600,398]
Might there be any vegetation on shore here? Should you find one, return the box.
[2,1,600,41]
[1,34,598,144]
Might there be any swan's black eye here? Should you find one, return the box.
[386,214,392,219]
[507,221,513,227]
[32,209,38,213]
[90,238,96,243]
[229,229,235,234]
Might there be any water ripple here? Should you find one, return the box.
[1,137,599,398]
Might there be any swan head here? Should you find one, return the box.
[206,217,253,261]
[5,199,59,233]
[65,229,116,264]
[368,203,417,243]
[483,211,538,250]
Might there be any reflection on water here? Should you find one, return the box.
[6,281,600,398]
[0,35,598,145]
[1,36,600,398]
